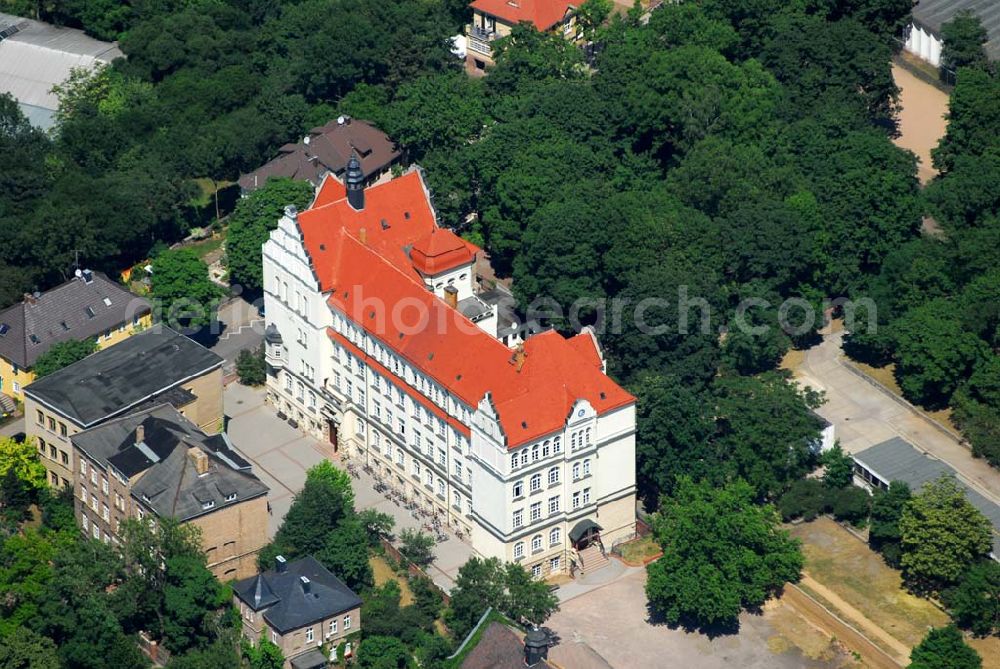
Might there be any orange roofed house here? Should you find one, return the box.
[465,0,578,74]
[261,158,635,579]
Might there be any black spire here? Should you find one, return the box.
[346,152,364,210]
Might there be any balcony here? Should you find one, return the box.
[466,25,496,56]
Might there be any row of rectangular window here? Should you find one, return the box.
[513,528,563,559]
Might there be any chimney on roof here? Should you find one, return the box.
[346,153,365,211]
[187,447,209,476]
[275,555,287,573]
[444,285,458,310]
[135,424,145,445]
[359,227,367,245]
[23,292,35,305]
[300,575,311,594]
[510,343,526,372]
[284,204,298,220]
[82,269,93,284]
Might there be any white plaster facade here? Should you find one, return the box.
[261,182,636,579]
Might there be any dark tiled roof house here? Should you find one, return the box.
[0,270,151,401]
[234,556,363,669]
[71,403,270,579]
[239,116,401,195]
[23,325,225,491]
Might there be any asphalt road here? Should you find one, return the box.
[792,330,1000,504]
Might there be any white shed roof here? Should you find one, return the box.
[0,13,122,128]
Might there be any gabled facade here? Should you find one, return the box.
[0,270,152,402]
[262,163,636,578]
[465,0,578,74]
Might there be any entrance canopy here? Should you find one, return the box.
[569,518,602,544]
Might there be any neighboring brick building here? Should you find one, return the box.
[71,403,269,580]
[23,325,223,488]
[0,269,151,403]
[234,555,362,669]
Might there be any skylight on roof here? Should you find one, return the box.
[103,297,112,307]
[29,334,40,345]
[85,306,95,318]
[0,323,8,337]
[60,321,69,331]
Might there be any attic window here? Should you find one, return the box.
[427,353,434,360]
[60,321,69,331]
[85,306,96,319]
[201,500,215,510]
[224,493,237,502]
[521,421,528,429]
[456,374,462,380]
[404,212,411,220]
[29,334,40,344]
[103,297,112,307]
[398,333,404,339]
[380,219,390,230]
[0,323,9,337]
[319,244,326,251]
[599,392,606,400]
[369,311,375,319]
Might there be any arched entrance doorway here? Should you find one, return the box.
[569,519,603,550]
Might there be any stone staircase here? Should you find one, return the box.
[578,544,610,575]
[0,393,15,416]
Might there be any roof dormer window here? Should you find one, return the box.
[202,500,215,510]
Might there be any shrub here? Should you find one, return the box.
[777,478,829,521]
[829,486,870,526]
[236,345,266,386]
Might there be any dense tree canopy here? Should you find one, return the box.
[899,476,993,589]
[225,178,314,293]
[645,478,803,631]
[909,625,982,669]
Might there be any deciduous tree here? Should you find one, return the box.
[909,625,982,669]
[32,338,99,378]
[645,478,803,631]
[899,476,993,588]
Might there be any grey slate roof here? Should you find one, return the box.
[854,437,1000,557]
[0,13,122,129]
[0,271,151,369]
[24,325,222,427]
[233,556,362,634]
[912,0,1000,60]
[72,404,267,522]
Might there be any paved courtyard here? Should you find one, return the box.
[792,330,1000,503]
[546,569,854,669]
[224,383,478,592]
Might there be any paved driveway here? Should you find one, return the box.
[224,383,478,592]
[792,330,1000,503]
[547,569,850,669]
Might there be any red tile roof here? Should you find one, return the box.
[470,0,576,30]
[299,171,633,448]
[410,228,478,276]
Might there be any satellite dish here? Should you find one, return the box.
[337,115,345,125]
[74,269,83,278]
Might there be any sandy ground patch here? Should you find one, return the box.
[891,63,949,185]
